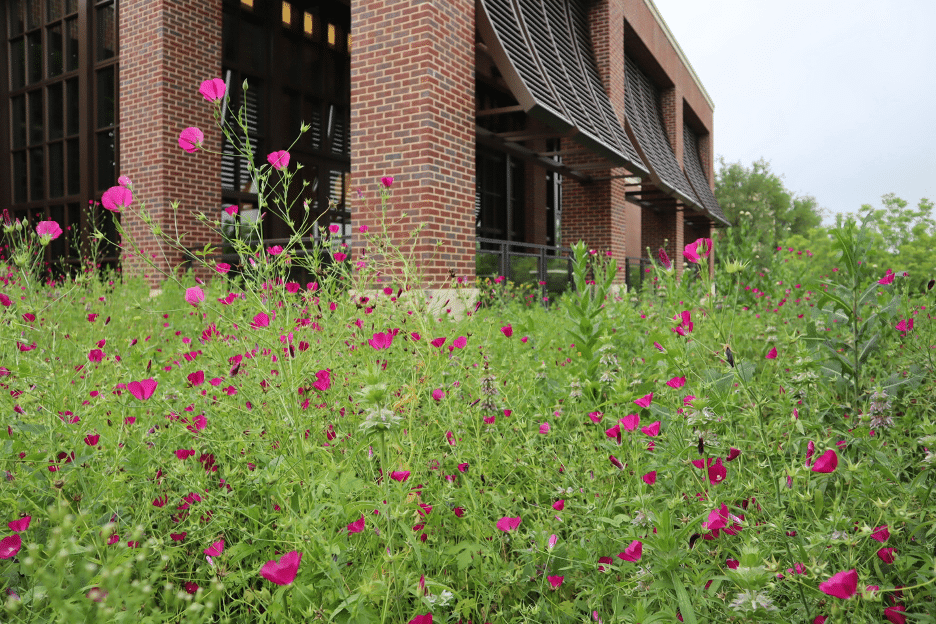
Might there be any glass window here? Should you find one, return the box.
[65,18,78,71]
[10,38,26,88]
[49,142,64,198]
[97,66,116,128]
[95,2,116,61]
[11,96,27,148]
[48,23,63,76]
[48,82,64,139]
[27,31,42,83]
[47,0,64,21]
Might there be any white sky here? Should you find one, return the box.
[651,0,936,223]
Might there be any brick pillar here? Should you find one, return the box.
[119,0,222,286]
[350,0,475,289]
[561,0,628,271]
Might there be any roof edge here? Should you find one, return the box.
[641,0,715,110]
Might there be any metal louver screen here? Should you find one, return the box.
[221,80,261,192]
[683,125,728,224]
[478,0,648,176]
[623,56,700,209]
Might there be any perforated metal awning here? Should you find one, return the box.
[622,55,703,213]
[683,124,730,226]
[476,0,650,182]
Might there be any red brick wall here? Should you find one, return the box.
[350,0,475,288]
[561,0,629,270]
[119,0,222,285]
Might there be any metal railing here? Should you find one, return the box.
[476,238,655,300]
[475,238,573,304]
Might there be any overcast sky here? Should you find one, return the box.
[652,0,936,223]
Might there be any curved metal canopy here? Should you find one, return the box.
[477,0,650,181]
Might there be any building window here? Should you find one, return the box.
[3,0,119,272]
[220,0,350,245]
[476,145,525,246]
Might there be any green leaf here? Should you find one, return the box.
[737,360,755,384]
[669,572,698,624]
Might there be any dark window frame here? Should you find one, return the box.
[220,0,350,245]
[2,0,119,273]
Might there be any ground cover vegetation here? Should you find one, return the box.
[1,80,935,623]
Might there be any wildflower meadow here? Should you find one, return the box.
[1,79,934,623]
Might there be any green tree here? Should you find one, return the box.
[845,194,936,288]
[714,157,823,260]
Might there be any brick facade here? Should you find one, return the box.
[97,0,719,287]
[562,0,629,265]
[350,0,476,288]
[119,0,222,284]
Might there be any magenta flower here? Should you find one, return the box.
[381,176,394,189]
[390,471,410,482]
[605,423,621,440]
[267,150,290,170]
[765,346,778,359]
[818,568,858,599]
[118,175,132,188]
[547,575,564,589]
[878,269,895,285]
[260,550,301,586]
[666,376,686,389]
[101,185,133,212]
[609,455,624,470]
[184,287,205,306]
[84,434,100,446]
[203,540,224,557]
[640,421,661,437]
[683,238,713,263]
[250,312,270,329]
[35,220,63,242]
[871,525,890,543]
[452,336,467,349]
[178,127,204,153]
[642,471,657,485]
[431,388,445,401]
[617,540,643,562]
[877,547,896,563]
[621,414,640,431]
[347,515,365,534]
[187,371,205,386]
[500,324,513,337]
[707,457,727,484]
[215,262,231,274]
[408,614,431,624]
[634,393,653,408]
[703,504,729,531]
[369,332,393,349]
[548,534,558,550]
[199,78,226,102]
[811,449,838,473]
[7,517,30,533]
[496,516,522,532]
[127,378,158,401]
[539,422,550,435]
[552,499,565,511]
[224,205,238,216]
[88,349,104,363]
[657,247,671,269]
[267,245,284,256]
[884,605,907,624]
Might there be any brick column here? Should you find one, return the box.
[350,0,475,290]
[119,0,222,286]
[561,0,628,271]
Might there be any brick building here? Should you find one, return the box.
[1,0,726,287]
